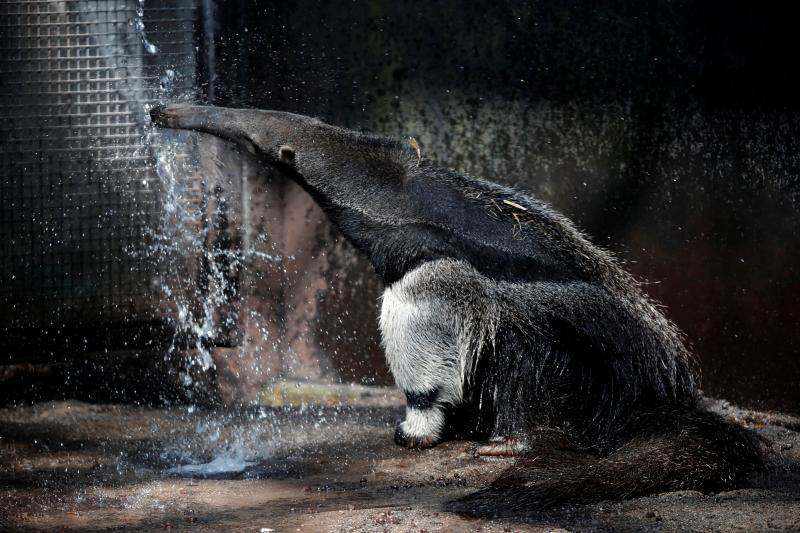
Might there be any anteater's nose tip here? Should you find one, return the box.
[149,104,164,118]
[149,104,179,127]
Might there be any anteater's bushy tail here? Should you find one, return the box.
[447,406,768,517]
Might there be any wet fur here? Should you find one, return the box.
[151,104,767,515]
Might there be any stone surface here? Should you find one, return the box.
[0,395,798,532]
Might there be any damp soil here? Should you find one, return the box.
[0,396,798,532]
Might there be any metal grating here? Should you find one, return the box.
[0,0,199,338]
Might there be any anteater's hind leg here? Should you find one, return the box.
[465,324,577,456]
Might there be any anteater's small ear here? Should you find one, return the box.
[279,145,296,165]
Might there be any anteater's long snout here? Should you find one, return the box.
[148,103,265,156]
[149,104,323,170]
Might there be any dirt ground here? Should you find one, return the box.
[0,390,798,532]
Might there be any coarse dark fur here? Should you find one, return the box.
[150,104,767,516]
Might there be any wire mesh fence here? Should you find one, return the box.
[0,0,201,350]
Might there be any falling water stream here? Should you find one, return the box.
[126,2,283,476]
[139,107,296,476]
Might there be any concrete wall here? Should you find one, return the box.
[210,1,800,412]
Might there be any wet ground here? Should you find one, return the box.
[1,389,799,532]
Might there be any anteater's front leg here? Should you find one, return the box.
[380,268,464,449]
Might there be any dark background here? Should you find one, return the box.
[208,0,799,413]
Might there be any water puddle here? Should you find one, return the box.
[165,454,256,476]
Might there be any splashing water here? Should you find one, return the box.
[121,0,287,474]
[162,409,273,476]
[133,18,283,400]
[164,453,256,476]
[147,126,216,374]
[138,115,271,470]
[134,0,158,55]
[141,127,282,395]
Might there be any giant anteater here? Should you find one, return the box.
[151,104,766,516]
